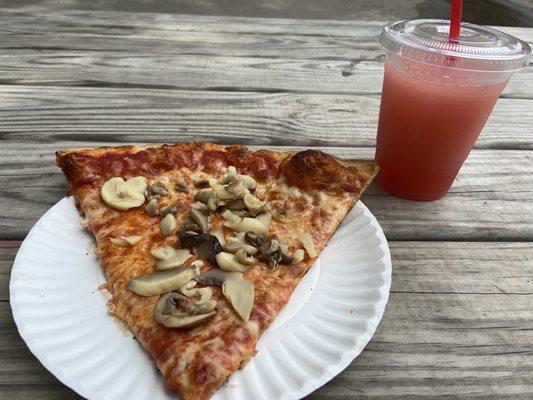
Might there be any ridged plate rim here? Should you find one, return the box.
[10,196,391,400]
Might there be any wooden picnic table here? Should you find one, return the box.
[1,9,532,399]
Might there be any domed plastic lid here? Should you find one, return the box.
[380,19,531,72]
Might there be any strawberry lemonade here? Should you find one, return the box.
[375,20,530,201]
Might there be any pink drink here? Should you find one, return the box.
[375,19,530,201]
[376,60,507,201]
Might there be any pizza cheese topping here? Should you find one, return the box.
[109,165,307,328]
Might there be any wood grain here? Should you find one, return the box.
[0,86,532,149]
[0,50,530,98]
[1,10,532,400]
[2,241,532,398]
[1,143,532,241]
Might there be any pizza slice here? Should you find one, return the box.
[56,142,378,400]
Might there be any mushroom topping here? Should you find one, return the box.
[160,213,178,236]
[101,176,147,211]
[224,232,258,255]
[197,269,254,322]
[147,182,169,198]
[145,198,159,217]
[190,208,209,233]
[191,201,209,213]
[244,231,265,248]
[299,232,317,258]
[193,178,209,188]
[255,212,272,230]
[110,235,142,246]
[243,194,266,215]
[154,293,215,329]
[211,182,238,201]
[182,218,201,232]
[177,232,223,263]
[151,246,192,270]
[215,252,253,273]
[227,199,246,211]
[234,248,257,266]
[151,245,179,260]
[209,227,226,246]
[272,208,289,223]
[159,204,178,217]
[292,249,305,264]
[226,180,247,197]
[179,281,213,303]
[194,188,213,204]
[175,181,189,193]
[254,235,293,268]
[126,266,197,296]
[222,213,268,235]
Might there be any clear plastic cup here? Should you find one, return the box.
[375,19,531,201]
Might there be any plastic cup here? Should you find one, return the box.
[375,19,531,201]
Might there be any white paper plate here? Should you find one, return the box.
[10,197,391,400]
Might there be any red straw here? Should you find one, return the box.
[449,0,463,43]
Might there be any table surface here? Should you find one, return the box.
[1,9,532,400]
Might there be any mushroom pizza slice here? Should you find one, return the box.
[56,143,378,400]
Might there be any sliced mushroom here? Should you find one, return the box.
[244,231,265,248]
[226,180,247,197]
[182,218,202,232]
[147,182,169,197]
[227,199,246,211]
[159,204,178,217]
[177,232,223,263]
[212,182,238,201]
[151,245,179,260]
[292,248,305,264]
[160,213,178,236]
[175,181,189,193]
[299,232,317,258]
[126,266,197,296]
[145,198,159,217]
[223,215,268,235]
[255,212,271,229]
[215,252,252,273]
[155,293,215,329]
[193,178,209,188]
[272,208,289,223]
[243,194,266,214]
[191,201,209,213]
[197,269,254,322]
[110,235,142,246]
[179,282,214,304]
[191,208,209,233]
[234,248,257,266]
[171,292,216,314]
[194,188,213,204]
[209,227,226,246]
[224,233,258,255]
[155,249,192,270]
[101,176,147,211]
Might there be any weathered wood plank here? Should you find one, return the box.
[0,51,530,98]
[0,10,532,42]
[0,143,532,241]
[0,86,531,149]
[2,242,532,398]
